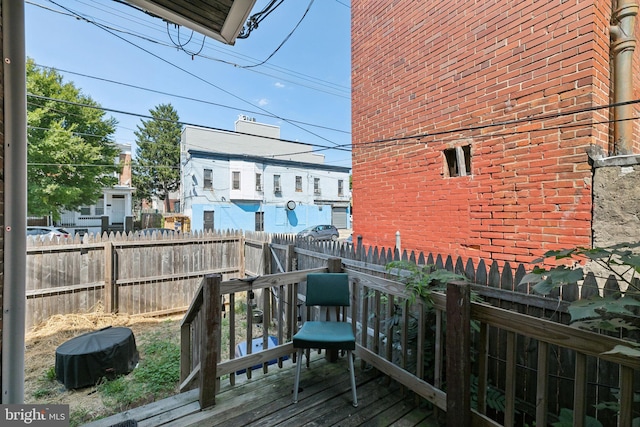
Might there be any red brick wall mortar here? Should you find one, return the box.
[351,0,626,264]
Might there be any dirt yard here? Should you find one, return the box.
[24,304,182,424]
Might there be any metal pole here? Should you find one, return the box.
[2,0,27,404]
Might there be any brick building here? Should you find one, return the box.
[351,0,640,264]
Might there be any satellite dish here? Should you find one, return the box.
[286,200,297,210]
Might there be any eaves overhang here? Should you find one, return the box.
[122,0,257,45]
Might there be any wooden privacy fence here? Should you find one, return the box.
[26,230,251,330]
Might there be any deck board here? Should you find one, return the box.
[81,355,436,427]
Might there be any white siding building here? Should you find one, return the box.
[58,143,134,235]
[181,117,351,233]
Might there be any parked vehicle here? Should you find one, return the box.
[27,226,71,240]
[297,225,339,241]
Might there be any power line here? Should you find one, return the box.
[45,0,345,148]
[357,98,640,147]
[240,0,314,69]
[33,63,350,134]
[27,0,351,97]
[27,93,352,153]
[237,0,284,39]
[27,162,179,169]
[29,91,640,156]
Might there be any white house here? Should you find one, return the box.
[58,143,135,235]
[181,117,351,233]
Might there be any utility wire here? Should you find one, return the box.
[28,92,640,155]
[45,0,344,147]
[357,98,640,147]
[27,93,351,153]
[33,63,350,134]
[240,0,315,69]
[28,0,350,97]
[238,0,285,39]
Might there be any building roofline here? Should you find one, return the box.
[186,149,351,173]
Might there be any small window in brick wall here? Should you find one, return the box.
[444,145,471,177]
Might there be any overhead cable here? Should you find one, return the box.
[27,93,351,153]
[45,0,343,147]
[27,0,350,97]
[240,0,315,69]
[33,63,350,134]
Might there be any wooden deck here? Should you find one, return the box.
[82,355,438,427]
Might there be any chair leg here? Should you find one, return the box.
[293,349,304,403]
[347,350,358,407]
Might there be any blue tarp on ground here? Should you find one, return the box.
[234,336,288,374]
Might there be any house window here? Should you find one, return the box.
[295,176,302,192]
[95,198,104,215]
[256,173,263,191]
[204,210,214,231]
[232,171,240,190]
[314,178,321,195]
[80,206,91,216]
[203,169,213,189]
[444,145,472,177]
[338,180,344,197]
[255,212,264,231]
[274,175,281,193]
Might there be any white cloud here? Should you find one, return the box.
[274,82,285,88]
[257,98,269,106]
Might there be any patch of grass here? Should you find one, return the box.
[32,387,53,399]
[97,331,180,411]
[30,366,58,400]
[45,366,56,381]
[70,407,92,427]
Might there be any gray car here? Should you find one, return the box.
[297,225,339,241]
[27,226,71,240]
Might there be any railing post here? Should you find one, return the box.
[199,274,221,409]
[327,257,342,273]
[326,257,343,362]
[446,280,471,426]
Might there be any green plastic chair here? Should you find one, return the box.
[292,272,358,407]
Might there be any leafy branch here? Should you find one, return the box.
[519,243,640,347]
[520,243,640,295]
[385,261,468,306]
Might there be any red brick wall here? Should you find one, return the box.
[351,0,626,264]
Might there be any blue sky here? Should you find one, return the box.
[24,0,352,168]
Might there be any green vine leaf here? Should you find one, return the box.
[568,295,640,322]
[552,408,603,427]
[520,266,584,295]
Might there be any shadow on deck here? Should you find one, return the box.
[81,355,438,427]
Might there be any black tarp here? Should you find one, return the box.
[55,326,139,389]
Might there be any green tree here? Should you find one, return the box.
[27,59,120,219]
[132,104,182,212]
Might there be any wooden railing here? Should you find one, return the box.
[178,266,327,409]
[348,266,640,427]
[179,257,639,426]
